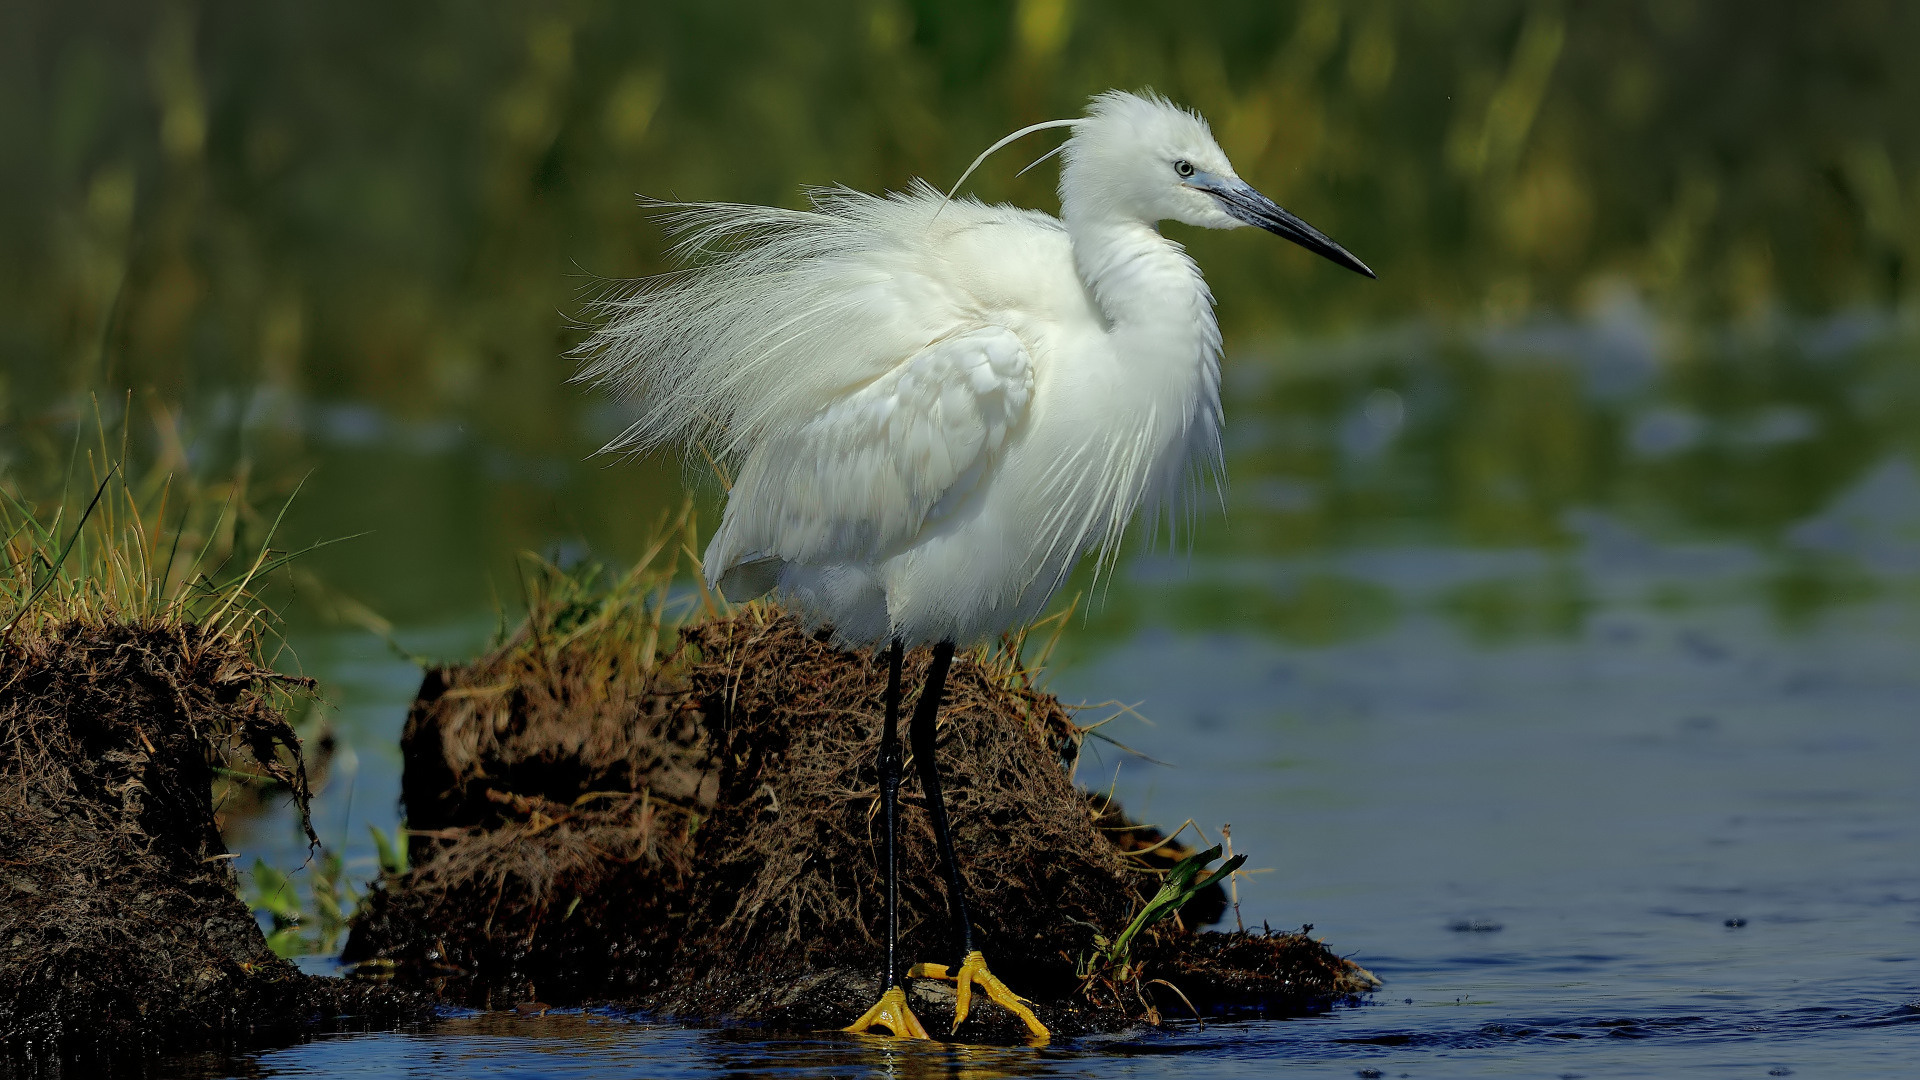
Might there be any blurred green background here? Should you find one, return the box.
[3,0,1918,638]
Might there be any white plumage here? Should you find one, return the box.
[577,90,1371,648]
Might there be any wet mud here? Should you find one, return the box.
[0,621,432,1072]
[343,607,1378,1041]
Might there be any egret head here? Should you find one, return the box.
[1061,90,1374,278]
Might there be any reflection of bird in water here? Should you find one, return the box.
[576,89,1372,1041]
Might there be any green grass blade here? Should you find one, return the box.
[1,464,118,641]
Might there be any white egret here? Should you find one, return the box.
[576,89,1372,1042]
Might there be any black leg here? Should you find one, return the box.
[908,641,973,966]
[877,638,906,990]
[843,638,930,1037]
[895,640,1050,1041]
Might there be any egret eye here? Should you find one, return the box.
[1173,159,1195,178]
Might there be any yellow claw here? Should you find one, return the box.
[912,950,1050,1041]
[842,986,931,1040]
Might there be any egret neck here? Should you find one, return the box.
[1059,211,1224,530]
[1066,205,1221,383]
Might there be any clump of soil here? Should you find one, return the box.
[345,604,1379,1040]
[0,620,431,1068]
[344,600,711,1007]
[659,613,1143,1034]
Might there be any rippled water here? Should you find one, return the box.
[181,998,1920,1080]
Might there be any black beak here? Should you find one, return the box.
[1207,180,1375,279]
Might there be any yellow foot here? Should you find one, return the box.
[908,950,1050,1041]
[842,985,931,1039]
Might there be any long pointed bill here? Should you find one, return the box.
[1206,179,1375,279]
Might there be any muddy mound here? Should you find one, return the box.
[345,602,1379,1040]
[346,590,710,1006]
[0,620,429,1067]
[659,612,1139,1030]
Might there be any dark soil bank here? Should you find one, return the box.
[0,622,430,1072]
[344,607,1378,1042]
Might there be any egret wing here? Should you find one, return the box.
[705,324,1033,597]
